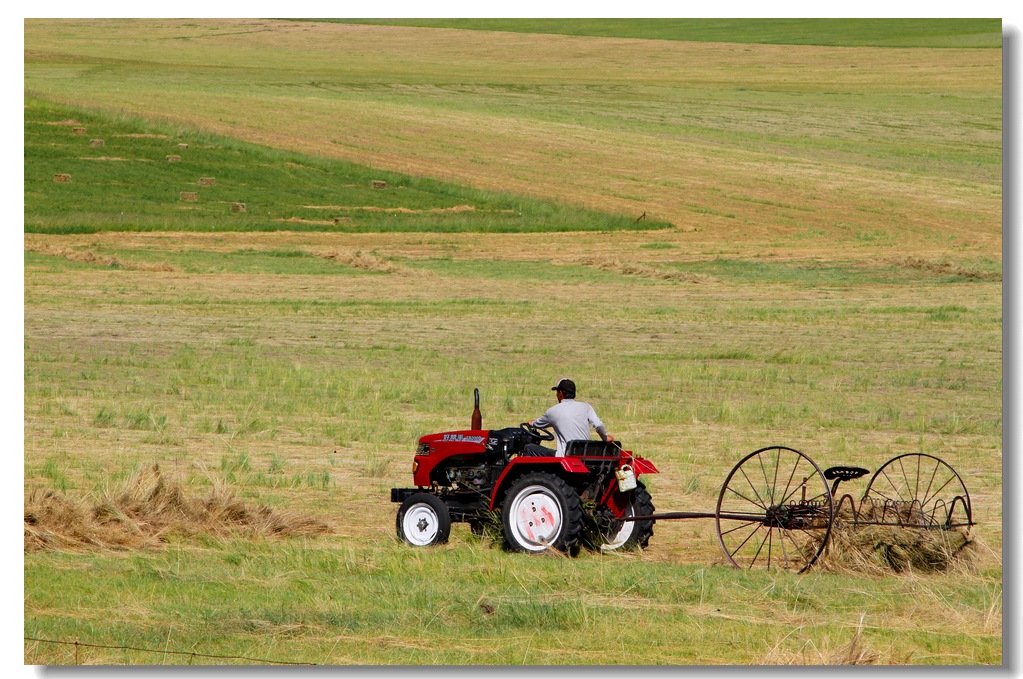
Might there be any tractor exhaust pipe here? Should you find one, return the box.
[471,387,482,430]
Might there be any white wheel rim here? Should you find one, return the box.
[601,505,637,551]
[508,485,563,551]
[402,503,440,546]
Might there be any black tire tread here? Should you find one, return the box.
[627,483,656,550]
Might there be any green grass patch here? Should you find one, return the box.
[315,19,1002,48]
[24,540,1002,664]
[24,251,98,272]
[24,98,669,235]
[404,257,630,283]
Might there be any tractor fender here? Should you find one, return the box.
[489,456,588,510]
[630,456,659,476]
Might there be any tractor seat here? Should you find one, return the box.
[824,466,870,482]
[565,440,622,457]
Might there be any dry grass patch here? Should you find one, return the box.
[278,217,338,226]
[823,521,978,576]
[26,244,179,272]
[24,464,330,552]
[307,247,429,276]
[884,256,1001,281]
[762,614,888,665]
[564,255,714,283]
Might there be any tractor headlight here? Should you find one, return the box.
[417,442,430,456]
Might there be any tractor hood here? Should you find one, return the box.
[413,430,489,487]
[417,430,489,453]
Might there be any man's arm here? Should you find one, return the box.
[590,405,611,442]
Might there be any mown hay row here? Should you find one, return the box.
[885,255,1001,281]
[25,244,179,272]
[306,248,430,276]
[564,255,714,283]
[24,465,330,552]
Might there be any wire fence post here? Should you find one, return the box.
[74,640,79,666]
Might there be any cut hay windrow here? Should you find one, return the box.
[885,255,1001,281]
[25,244,179,272]
[564,255,714,283]
[24,465,330,552]
[307,248,430,276]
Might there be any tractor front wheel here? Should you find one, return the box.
[396,493,451,547]
[502,472,582,554]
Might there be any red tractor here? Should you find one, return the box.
[391,390,658,554]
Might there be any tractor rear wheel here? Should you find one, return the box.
[596,482,655,552]
[501,472,582,554]
[396,493,451,546]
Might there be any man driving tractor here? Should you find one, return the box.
[523,378,612,457]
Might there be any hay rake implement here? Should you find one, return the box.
[625,446,975,573]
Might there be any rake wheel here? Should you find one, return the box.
[716,446,834,573]
[859,453,973,529]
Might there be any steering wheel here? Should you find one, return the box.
[520,422,555,441]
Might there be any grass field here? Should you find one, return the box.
[322,18,1003,48]
[25,98,665,235]
[24,19,1001,253]
[23,19,1002,665]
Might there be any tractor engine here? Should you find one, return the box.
[444,464,491,491]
